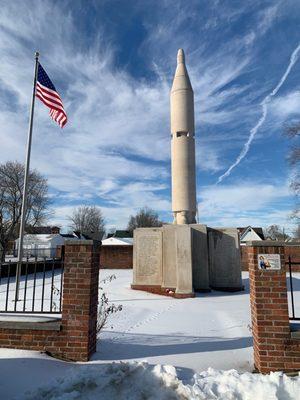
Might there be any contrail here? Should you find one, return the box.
[217,43,300,184]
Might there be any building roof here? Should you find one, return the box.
[102,237,133,246]
[107,230,133,239]
[60,231,90,240]
[17,232,82,242]
[238,226,265,241]
[81,231,103,241]
[60,234,76,239]
[25,226,60,234]
[16,234,59,243]
[25,226,52,234]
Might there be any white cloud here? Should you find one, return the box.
[0,0,295,230]
[52,179,171,231]
[217,43,300,183]
[270,91,300,117]
[198,181,293,228]
[0,0,243,212]
[257,4,279,35]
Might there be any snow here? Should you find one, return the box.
[0,269,299,399]
[97,270,254,373]
[101,237,133,245]
[0,314,59,323]
[4,255,59,263]
[22,362,300,400]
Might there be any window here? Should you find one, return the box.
[176,131,189,137]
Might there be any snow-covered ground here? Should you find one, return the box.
[0,269,299,399]
[97,270,254,374]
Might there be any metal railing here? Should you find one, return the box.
[286,256,300,321]
[0,254,64,314]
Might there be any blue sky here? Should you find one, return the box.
[0,0,299,233]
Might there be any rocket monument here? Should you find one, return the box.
[132,49,243,296]
[170,49,197,225]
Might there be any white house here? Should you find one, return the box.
[238,226,265,244]
[15,234,65,258]
[14,229,94,259]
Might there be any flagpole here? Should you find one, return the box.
[15,51,39,302]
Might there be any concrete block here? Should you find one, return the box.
[208,227,243,291]
[190,224,210,291]
[162,225,177,289]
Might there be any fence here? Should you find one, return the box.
[0,252,64,314]
[0,240,101,362]
[286,255,300,321]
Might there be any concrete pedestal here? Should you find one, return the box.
[132,225,242,297]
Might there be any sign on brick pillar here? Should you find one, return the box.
[247,241,300,373]
[62,240,100,361]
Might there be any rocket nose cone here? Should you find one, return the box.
[172,48,193,92]
[177,49,185,64]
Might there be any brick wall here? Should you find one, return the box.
[100,245,133,269]
[0,240,100,362]
[285,244,300,264]
[241,245,250,271]
[241,243,300,272]
[247,241,300,373]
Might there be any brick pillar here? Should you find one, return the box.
[62,240,100,361]
[248,241,300,373]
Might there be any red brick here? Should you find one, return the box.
[100,245,133,269]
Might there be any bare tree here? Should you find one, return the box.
[127,207,163,233]
[264,225,290,242]
[284,123,300,139]
[97,274,122,333]
[293,224,300,240]
[68,206,105,238]
[0,161,50,260]
[284,123,300,222]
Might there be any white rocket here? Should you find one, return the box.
[170,49,197,224]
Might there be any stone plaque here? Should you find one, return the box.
[137,235,161,276]
[258,254,281,270]
[133,228,162,286]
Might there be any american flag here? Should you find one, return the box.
[36,63,67,128]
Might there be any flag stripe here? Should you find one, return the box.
[36,82,63,103]
[36,90,64,110]
[36,91,65,113]
[49,109,67,128]
[36,81,61,98]
[36,87,64,111]
[36,83,63,106]
[35,63,67,128]
[36,91,67,128]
